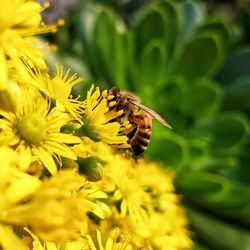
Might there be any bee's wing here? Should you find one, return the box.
[130,100,172,129]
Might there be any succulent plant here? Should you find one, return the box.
[47,0,250,249]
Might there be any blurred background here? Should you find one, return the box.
[39,0,250,249]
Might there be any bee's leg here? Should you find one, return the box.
[126,124,138,141]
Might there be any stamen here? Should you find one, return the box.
[17,113,47,144]
[117,110,123,116]
[43,1,50,9]
[109,101,116,107]
[102,90,108,98]
[107,95,115,100]
[50,44,58,52]
[57,19,65,26]
[123,121,130,126]
[126,124,132,129]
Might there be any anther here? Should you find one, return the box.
[107,95,115,100]
[109,101,116,107]
[102,90,108,98]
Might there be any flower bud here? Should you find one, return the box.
[0,80,21,112]
[77,157,103,182]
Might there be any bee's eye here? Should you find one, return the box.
[127,98,132,102]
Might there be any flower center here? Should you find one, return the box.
[17,113,46,144]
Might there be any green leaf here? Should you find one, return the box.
[147,125,188,168]
[223,76,250,114]
[175,35,222,79]
[181,82,222,118]
[134,7,166,57]
[133,39,167,89]
[196,19,232,47]
[178,172,250,214]
[134,0,179,61]
[93,8,126,85]
[155,77,186,110]
[153,0,180,54]
[179,1,205,41]
[201,157,238,173]
[186,207,250,250]
[78,7,100,68]
[235,202,250,225]
[189,139,209,168]
[215,47,250,84]
[198,113,249,150]
[211,182,250,211]
[193,242,210,250]
[176,172,225,194]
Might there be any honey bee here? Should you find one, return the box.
[108,87,172,156]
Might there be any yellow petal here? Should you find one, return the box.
[97,230,105,250]
[0,225,26,250]
[0,48,7,90]
[47,133,81,144]
[45,242,58,250]
[32,146,57,175]
[86,235,97,250]
[18,144,32,171]
[42,141,77,160]
[120,199,127,217]
[6,171,41,205]
[24,228,44,250]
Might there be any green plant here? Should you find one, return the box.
[49,0,250,249]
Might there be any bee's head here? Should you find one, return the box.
[109,87,140,103]
[123,92,140,103]
[109,87,121,101]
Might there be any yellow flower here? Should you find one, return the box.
[73,137,115,162]
[0,0,60,90]
[92,215,151,250]
[101,154,151,224]
[78,85,130,147]
[24,64,84,122]
[0,0,63,112]
[25,228,88,250]
[0,80,21,112]
[0,225,26,250]
[0,147,41,250]
[25,228,134,250]
[0,87,81,174]
[81,141,193,250]
[130,161,193,250]
[0,171,97,242]
[0,146,41,205]
[85,228,134,250]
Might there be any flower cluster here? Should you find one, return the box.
[0,1,192,250]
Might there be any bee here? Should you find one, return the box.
[108,87,172,156]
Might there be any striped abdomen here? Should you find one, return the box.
[128,111,152,156]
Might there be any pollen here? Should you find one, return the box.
[125,124,132,129]
[102,90,108,98]
[109,101,116,107]
[123,121,130,126]
[117,110,123,116]
[17,113,46,144]
[107,95,115,100]
[57,19,65,26]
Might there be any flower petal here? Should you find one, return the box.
[6,172,41,205]
[47,133,81,144]
[18,143,32,171]
[0,225,26,250]
[32,146,57,175]
[42,141,77,160]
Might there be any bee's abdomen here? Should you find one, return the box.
[129,112,152,156]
